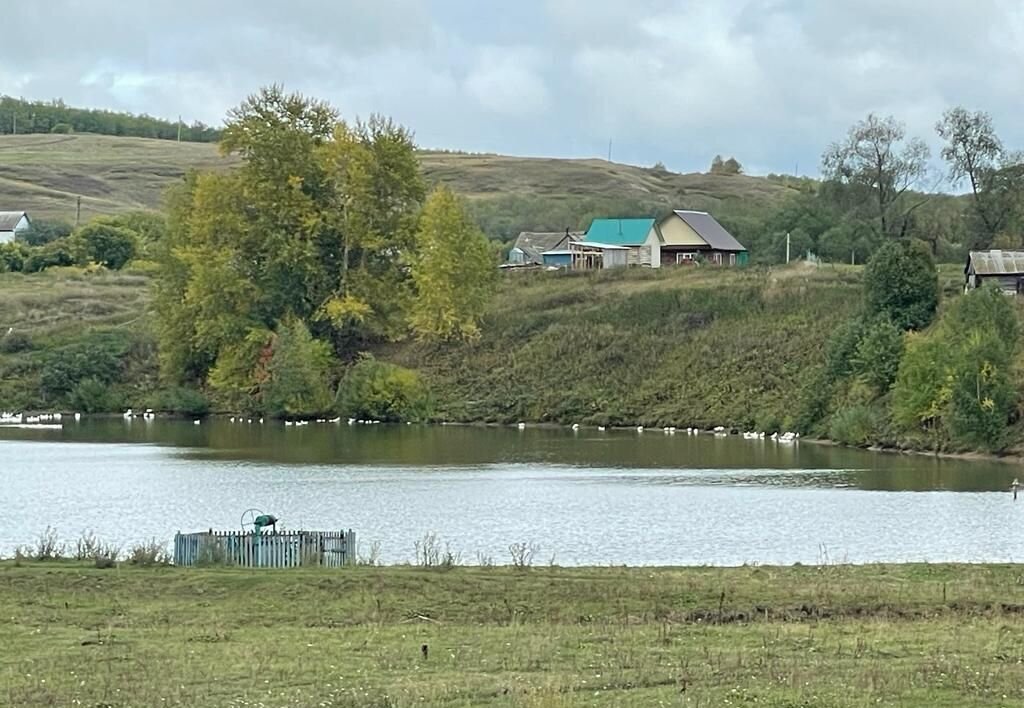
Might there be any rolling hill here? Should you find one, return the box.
[0,134,800,231]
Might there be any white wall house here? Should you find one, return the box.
[0,212,30,244]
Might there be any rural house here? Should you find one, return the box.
[507,230,583,268]
[581,218,658,267]
[964,250,1024,294]
[0,211,30,244]
[653,210,748,266]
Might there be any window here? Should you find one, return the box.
[676,252,697,264]
[711,252,723,265]
[729,253,736,265]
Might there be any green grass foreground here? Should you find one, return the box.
[4,563,1024,707]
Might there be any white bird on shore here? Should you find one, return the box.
[637,426,644,433]
[517,422,526,430]
[347,418,356,425]
[597,426,606,432]
[571,423,580,431]
[229,416,235,423]
[193,419,201,426]
[123,408,133,420]
[74,412,81,421]
[285,421,294,426]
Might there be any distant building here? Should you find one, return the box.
[653,210,748,266]
[0,211,30,244]
[568,240,630,269]
[964,250,1024,294]
[581,218,658,267]
[507,230,582,268]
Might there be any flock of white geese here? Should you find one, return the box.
[1,410,800,442]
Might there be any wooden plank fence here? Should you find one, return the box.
[173,530,356,568]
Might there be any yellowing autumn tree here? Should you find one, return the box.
[410,187,495,341]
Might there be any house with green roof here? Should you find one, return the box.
[581,218,659,267]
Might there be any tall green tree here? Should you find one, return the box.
[863,240,938,331]
[410,186,496,341]
[936,107,1024,248]
[262,316,334,417]
[822,114,930,239]
[154,86,426,396]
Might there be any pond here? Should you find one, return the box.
[1,419,1022,565]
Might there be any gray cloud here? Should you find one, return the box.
[3,0,1024,178]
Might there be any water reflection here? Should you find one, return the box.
[2,420,1022,565]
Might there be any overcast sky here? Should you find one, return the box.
[5,1,1024,177]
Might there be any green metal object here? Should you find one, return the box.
[253,514,278,534]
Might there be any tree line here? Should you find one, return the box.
[0,96,220,142]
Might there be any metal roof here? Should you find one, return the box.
[0,211,28,232]
[583,218,655,246]
[671,210,746,252]
[571,241,629,250]
[967,250,1024,275]
[511,231,582,264]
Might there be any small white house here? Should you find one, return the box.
[0,212,30,244]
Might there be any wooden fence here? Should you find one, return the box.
[173,530,356,568]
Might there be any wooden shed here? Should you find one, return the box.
[569,240,630,269]
[964,250,1024,293]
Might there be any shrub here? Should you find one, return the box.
[73,222,139,269]
[68,377,123,413]
[864,240,938,331]
[851,318,904,393]
[23,239,75,273]
[17,218,73,247]
[127,539,170,566]
[262,316,335,418]
[50,122,72,134]
[150,386,210,416]
[337,354,432,422]
[0,242,28,272]
[829,405,881,447]
[39,332,129,401]
[0,330,32,354]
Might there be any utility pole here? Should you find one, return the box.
[177,115,182,143]
[12,113,16,135]
[75,196,82,227]
[851,249,855,266]
[786,232,791,264]
[607,139,612,162]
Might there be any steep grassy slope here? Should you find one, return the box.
[0,134,798,225]
[389,264,864,428]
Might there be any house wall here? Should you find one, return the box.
[660,247,746,267]
[976,274,1023,293]
[15,215,28,232]
[0,230,14,244]
[658,215,707,247]
[642,229,660,268]
[508,247,528,264]
[603,249,629,268]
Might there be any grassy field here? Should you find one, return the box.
[3,562,1024,707]
[0,134,797,225]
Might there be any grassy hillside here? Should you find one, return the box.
[0,267,157,411]
[4,561,1024,707]
[390,264,864,429]
[0,134,798,227]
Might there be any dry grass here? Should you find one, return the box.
[0,134,797,224]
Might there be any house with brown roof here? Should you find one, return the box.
[0,211,30,244]
[965,250,1024,293]
[652,210,748,267]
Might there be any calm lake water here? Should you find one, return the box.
[2,420,1023,566]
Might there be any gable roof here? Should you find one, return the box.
[583,218,655,246]
[0,211,29,232]
[511,231,582,264]
[967,250,1024,275]
[669,211,746,252]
